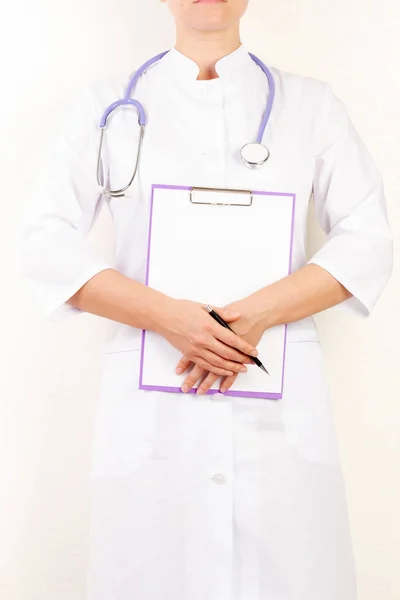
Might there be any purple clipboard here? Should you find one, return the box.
[139,184,296,399]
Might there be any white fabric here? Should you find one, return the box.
[21,45,393,600]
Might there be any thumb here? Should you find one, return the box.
[213,306,241,323]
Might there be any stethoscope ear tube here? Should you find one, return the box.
[96,121,145,198]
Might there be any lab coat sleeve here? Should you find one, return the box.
[20,86,112,319]
[308,84,393,316]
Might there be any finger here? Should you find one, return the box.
[220,373,239,394]
[210,305,241,323]
[213,326,258,358]
[196,372,220,396]
[200,348,249,374]
[181,364,206,393]
[176,356,192,375]
[208,338,254,364]
[193,357,236,378]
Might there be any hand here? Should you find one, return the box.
[176,297,266,395]
[159,299,259,380]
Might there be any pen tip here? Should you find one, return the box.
[261,365,270,375]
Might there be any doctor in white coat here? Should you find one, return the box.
[21,0,393,599]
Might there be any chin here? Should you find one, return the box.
[186,6,234,31]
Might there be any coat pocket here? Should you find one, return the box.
[91,349,156,478]
[281,341,341,467]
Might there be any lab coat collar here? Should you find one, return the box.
[160,44,254,84]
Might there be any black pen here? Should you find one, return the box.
[204,305,269,375]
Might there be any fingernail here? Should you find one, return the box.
[240,366,247,373]
[229,311,240,318]
[176,367,183,374]
[197,389,205,396]
[220,387,227,394]
[250,349,258,357]
[181,384,189,393]
[226,371,234,376]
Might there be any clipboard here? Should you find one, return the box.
[139,184,296,400]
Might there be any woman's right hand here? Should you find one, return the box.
[157,299,258,377]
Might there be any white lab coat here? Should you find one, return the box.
[21,46,393,600]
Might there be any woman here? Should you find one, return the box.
[21,0,393,599]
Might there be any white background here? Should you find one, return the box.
[1,0,399,598]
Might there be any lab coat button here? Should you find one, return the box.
[212,473,226,485]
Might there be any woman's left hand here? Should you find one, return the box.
[176,297,266,395]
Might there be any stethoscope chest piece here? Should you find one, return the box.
[240,142,270,169]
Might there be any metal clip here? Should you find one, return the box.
[189,186,253,207]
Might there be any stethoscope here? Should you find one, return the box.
[96,51,275,199]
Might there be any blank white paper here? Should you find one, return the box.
[139,185,295,399]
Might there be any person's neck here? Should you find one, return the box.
[175,27,241,80]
